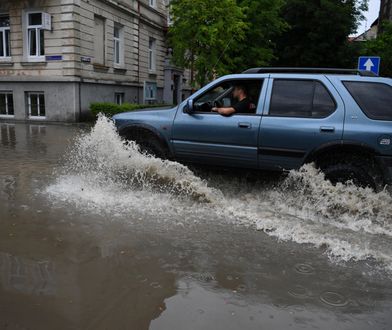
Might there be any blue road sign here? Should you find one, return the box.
[358,56,381,75]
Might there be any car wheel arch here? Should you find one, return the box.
[305,140,380,166]
[118,124,172,155]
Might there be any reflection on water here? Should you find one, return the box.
[0,252,55,296]
[1,123,16,149]
[0,121,392,330]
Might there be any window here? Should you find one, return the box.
[343,81,392,121]
[115,92,124,105]
[94,16,105,65]
[194,79,263,114]
[113,25,124,66]
[149,0,156,8]
[27,13,45,60]
[148,37,156,72]
[0,93,14,116]
[144,82,157,101]
[269,80,336,118]
[0,15,10,59]
[27,93,45,118]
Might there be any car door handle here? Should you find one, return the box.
[238,122,252,129]
[320,126,335,133]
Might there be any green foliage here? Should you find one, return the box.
[274,0,368,68]
[361,22,392,77]
[90,103,167,118]
[169,0,247,86]
[229,0,288,72]
[169,0,370,83]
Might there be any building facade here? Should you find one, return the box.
[0,0,191,122]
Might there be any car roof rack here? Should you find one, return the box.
[242,67,378,77]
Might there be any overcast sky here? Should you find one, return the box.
[355,0,381,36]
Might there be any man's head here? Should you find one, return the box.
[233,84,247,100]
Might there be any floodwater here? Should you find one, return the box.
[1,117,392,330]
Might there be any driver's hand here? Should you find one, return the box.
[212,107,218,112]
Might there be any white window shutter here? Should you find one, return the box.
[42,13,52,31]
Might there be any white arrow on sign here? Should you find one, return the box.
[364,58,374,71]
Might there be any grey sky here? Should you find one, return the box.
[356,0,381,36]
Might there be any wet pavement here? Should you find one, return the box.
[1,121,392,330]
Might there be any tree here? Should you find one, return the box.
[361,22,392,77]
[169,0,247,87]
[229,0,288,72]
[274,0,368,68]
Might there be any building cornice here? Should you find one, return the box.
[98,0,138,17]
[97,0,168,29]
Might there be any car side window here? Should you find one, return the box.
[193,79,263,114]
[343,81,392,121]
[269,79,336,118]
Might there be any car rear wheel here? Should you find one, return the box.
[318,153,384,191]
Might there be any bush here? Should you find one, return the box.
[90,102,168,118]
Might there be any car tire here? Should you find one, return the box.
[318,154,384,191]
[137,136,169,159]
[124,129,169,160]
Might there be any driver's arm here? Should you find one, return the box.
[212,107,236,116]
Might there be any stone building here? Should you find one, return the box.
[0,0,191,122]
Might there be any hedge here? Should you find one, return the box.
[90,102,168,118]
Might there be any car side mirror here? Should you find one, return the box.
[184,99,195,114]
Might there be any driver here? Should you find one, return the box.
[211,84,255,116]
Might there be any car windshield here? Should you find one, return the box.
[196,84,233,104]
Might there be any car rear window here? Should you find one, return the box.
[343,81,392,121]
[269,79,336,118]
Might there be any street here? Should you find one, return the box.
[0,121,392,330]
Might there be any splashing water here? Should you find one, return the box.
[46,115,392,271]
[56,115,222,203]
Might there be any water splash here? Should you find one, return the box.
[46,115,392,272]
[236,165,392,270]
[58,115,221,203]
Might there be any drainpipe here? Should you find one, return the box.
[137,0,141,104]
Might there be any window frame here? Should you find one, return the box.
[0,92,14,117]
[26,12,45,62]
[115,92,125,105]
[27,92,46,119]
[191,78,265,116]
[149,0,157,8]
[113,25,124,68]
[144,81,157,102]
[343,81,392,121]
[267,78,337,119]
[0,14,11,60]
[148,37,156,73]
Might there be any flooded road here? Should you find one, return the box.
[1,119,392,330]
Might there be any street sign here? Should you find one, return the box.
[358,56,381,75]
[81,56,92,63]
[46,55,62,61]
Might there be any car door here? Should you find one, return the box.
[171,77,268,169]
[259,75,345,170]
